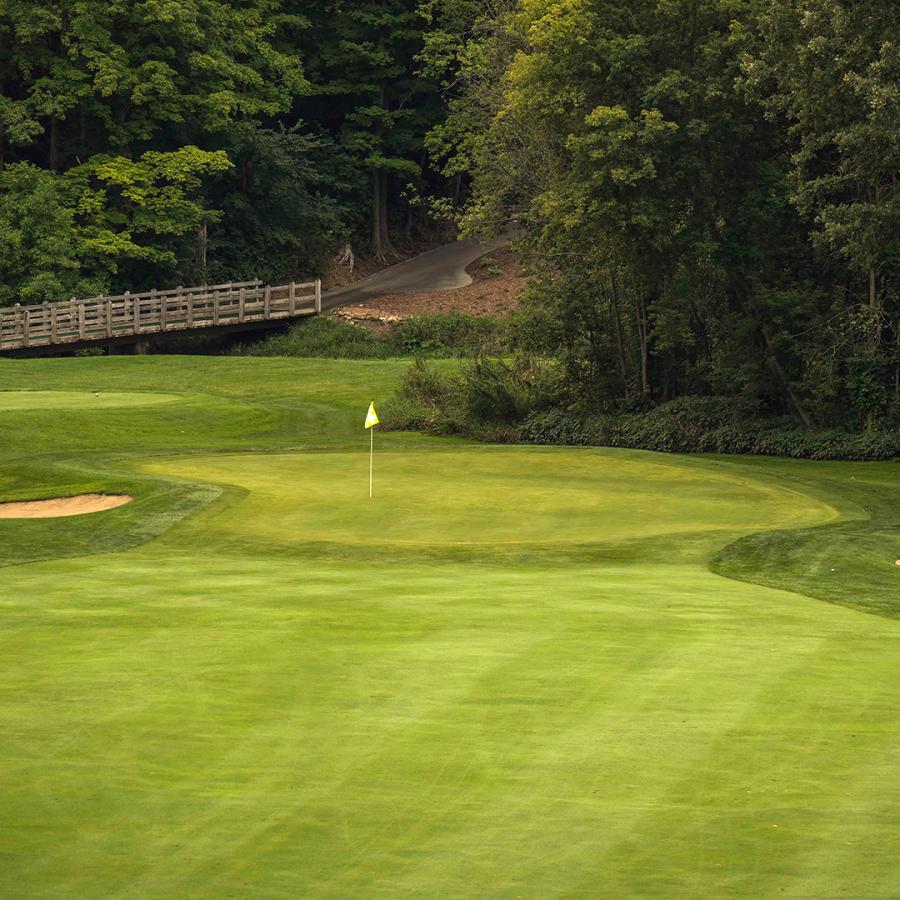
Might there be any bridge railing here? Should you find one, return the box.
[0,279,322,351]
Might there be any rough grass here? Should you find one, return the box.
[233,312,508,359]
[0,356,898,898]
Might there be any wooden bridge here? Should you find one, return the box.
[0,279,322,354]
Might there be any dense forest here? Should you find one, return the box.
[1,0,898,433]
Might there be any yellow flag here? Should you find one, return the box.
[365,401,379,429]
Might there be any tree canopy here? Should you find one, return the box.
[1,0,897,430]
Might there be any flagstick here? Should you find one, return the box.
[369,425,374,499]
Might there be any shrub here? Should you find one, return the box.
[391,313,507,357]
[519,404,900,461]
[233,312,509,359]
[457,358,531,425]
[234,315,390,359]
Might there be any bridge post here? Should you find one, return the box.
[49,304,57,343]
[106,299,113,337]
[22,307,30,347]
[315,279,322,314]
[213,290,220,325]
[289,282,296,316]
[264,285,271,319]
[78,302,86,339]
[239,288,246,323]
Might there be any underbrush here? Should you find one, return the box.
[520,407,900,461]
[233,312,508,359]
[386,359,900,461]
[232,316,392,359]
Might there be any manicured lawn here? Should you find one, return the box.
[0,356,898,898]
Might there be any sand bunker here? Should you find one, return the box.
[0,494,132,519]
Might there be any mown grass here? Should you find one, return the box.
[0,355,898,898]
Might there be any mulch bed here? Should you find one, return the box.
[335,247,525,328]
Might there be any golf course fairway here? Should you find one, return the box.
[0,356,898,898]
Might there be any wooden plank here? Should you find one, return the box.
[0,278,322,354]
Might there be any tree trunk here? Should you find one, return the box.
[197,223,208,284]
[1,80,6,169]
[379,171,392,252]
[372,168,382,255]
[868,179,882,349]
[607,286,630,397]
[760,327,813,428]
[373,169,398,261]
[895,323,899,403]
[868,267,879,349]
[634,294,650,404]
[370,67,398,261]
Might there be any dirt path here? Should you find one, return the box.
[335,247,524,326]
[322,234,513,310]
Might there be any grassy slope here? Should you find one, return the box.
[0,356,898,899]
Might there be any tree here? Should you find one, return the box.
[301,1,441,258]
[0,0,315,297]
[745,1,900,349]
[0,163,92,304]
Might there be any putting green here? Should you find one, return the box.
[145,448,837,547]
[0,389,179,410]
[0,356,897,899]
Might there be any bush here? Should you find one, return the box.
[519,404,900,461]
[234,316,391,359]
[233,312,509,359]
[388,358,899,461]
[382,359,463,435]
[457,358,531,425]
[385,355,562,437]
[391,313,507,357]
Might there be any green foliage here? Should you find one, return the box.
[436,0,899,433]
[300,0,444,255]
[394,360,899,459]
[387,353,561,437]
[204,125,345,284]
[394,312,507,356]
[520,403,900,461]
[744,1,900,282]
[0,164,98,304]
[67,147,234,282]
[233,316,392,360]
[235,313,509,360]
